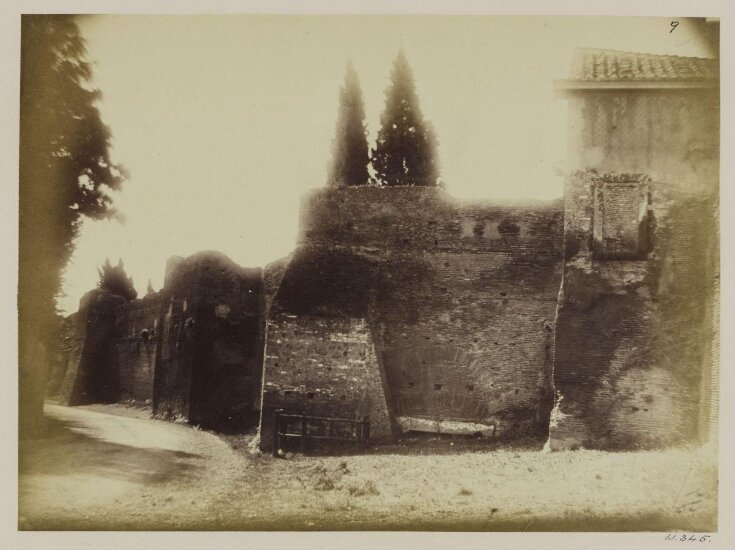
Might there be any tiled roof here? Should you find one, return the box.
[569,49,718,82]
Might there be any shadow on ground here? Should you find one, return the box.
[19,417,201,486]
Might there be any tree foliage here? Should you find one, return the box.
[371,51,440,187]
[327,63,370,186]
[98,259,137,302]
[20,14,126,319]
[19,15,125,432]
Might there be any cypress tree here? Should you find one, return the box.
[98,258,137,302]
[327,63,369,186]
[372,50,439,187]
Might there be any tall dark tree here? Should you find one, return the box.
[327,63,370,186]
[98,259,137,302]
[371,50,440,187]
[19,15,126,435]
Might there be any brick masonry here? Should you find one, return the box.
[153,251,264,430]
[59,289,127,406]
[56,86,718,452]
[113,293,162,403]
[551,85,719,449]
[58,172,717,451]
[58,251,264,432]
[258,187,564,450]
[260,313,393,449]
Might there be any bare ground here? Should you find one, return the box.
[18,403,717,531]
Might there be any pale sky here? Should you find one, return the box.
[59,15,715,313]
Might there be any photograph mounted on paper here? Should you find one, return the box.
[17,14,720,531]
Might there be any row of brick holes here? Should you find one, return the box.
[405,383,519,395]
[281,389,348,401]
[280,385,521,397]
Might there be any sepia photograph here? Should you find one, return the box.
[5,4,732,548]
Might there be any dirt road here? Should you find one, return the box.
[18,404,718,531]
[19,404,247,530]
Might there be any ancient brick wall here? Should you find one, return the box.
[259,187,563,447]
[374,248,560,439]
[153,251,264,431]
[257,246,393,451]
[298,186,562,255]
[57,290,161,406]
[112,293,163,403]
[58,289,127,406]
[58,252,264,432]
[260,313,393,450]
[552,170,718,450]
[553,86,719,450]
[113,337,157,403]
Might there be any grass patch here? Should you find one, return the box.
[347,480,380,497]
[313,476,336,491]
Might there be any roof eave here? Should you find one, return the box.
[555,79,718,94]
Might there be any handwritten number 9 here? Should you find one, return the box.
[671,21,679,33]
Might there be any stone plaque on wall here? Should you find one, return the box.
[592,180,649,260]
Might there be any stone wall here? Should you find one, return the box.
[260,313,393,449]
[59,290,163,407]
[552,171,718,449]
[58,252,264,433]
[259,186,564,448]
[153,251,264,431]
[58,289,127,406]
[55,86,717,452]
[374,248,560,440]
[552,86,719,450]
[113,293,163,403]
[257,247,394,451]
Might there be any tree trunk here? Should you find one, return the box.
[19,331,48,438]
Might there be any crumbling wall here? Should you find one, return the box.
[57,252,264,432]
[552,171,718,449]
[153,251,263,431]
[374,248,560,439]
[113,292,163,403]
[57,290,162,406]
[58,289,127,406]
[553,86,719,450]
[258,187,563,447]
[260,313,393,449]
[258,247,393,451]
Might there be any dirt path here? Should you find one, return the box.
[19,404,245,530]
[19,404,718,531]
